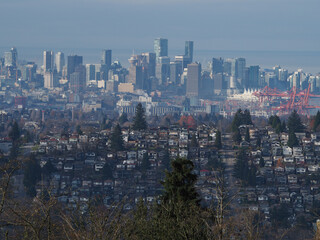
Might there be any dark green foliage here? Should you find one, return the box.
[233,129,242,144]
[190,133,198,147]
[101,163,113,180]
[161,158,200,205]
[119,113,128,125]
[207,156,225,170]
[23,156,42,197]
[141,153,151,172]
[233,149,256,186]
[76,125,83,135]
[313,111,320,132]
[259,157,265,167]
[133,103,147,131]
[281,120,286,132]
[42,160,56,177]
[269,115,286,133]
[161,149,171,170]
[287,110,304,133]
[245,128,250,142]
[9,121,20,142]
[231,109,253,132]
[288,131,299,148]
[214,130,222,149]
[270,203,290,228]
[110,124,124,151]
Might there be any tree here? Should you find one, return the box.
[42,160,56,177]
[110,124,124,151]
[132,103,147,131]
[231,109,253,132]
[9,121,20,143]
[313,111,320,131]
[140,153,150,173]
[233,129,242,145]
[119,113,128,125]
[233,149,255,186]
[76,125,83,135]
[161,149,171,170]
[161,158,200,205]
[215,130,222,149]
[287,110,304,133]
[101,163,113,180]
[190,133,198,147]
[245,128,250,142]
[23,156,42,197]
[288,131,299,148]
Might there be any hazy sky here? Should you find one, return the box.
[0,0,319,51]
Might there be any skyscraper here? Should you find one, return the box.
[156,56,170,86]
[248,66,260,88]
[69,65,86,92]
[211,58,224,75]
[4,47,18,67]
[101,50,112,67]
[67,55,83,79]
[128,55,143,89]
[185,41,194,63]
[55,52,65,74]
[154,38,168,63]
[186,63,201,97]
[86,64,96,85]
[43,51,54,72]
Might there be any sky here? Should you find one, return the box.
[0,0,319,52]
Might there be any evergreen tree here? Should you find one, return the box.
[119,113,128,125]
[281,120,286,132]
[110,124,124,151]
[271,115,281,129]
[313,111,320,131]
[259,157,265,167]
[9,121,20,143]
[287,110,304,133]
[23,156,42,197]
[288,131,299,148]
[141,153,151,172]
[76,125,83,135]
[133,103,147,131]
[275,123,282,134]
[190,133,198,147]
[161,158,200,205]
[161,149,171,170]
[214,130,222,149]
[243,109,253,125]
[42,160,56,177]
[101,163,113,180]
[233,129,242,144]
[231,109,242,132]
[245,128,250,142]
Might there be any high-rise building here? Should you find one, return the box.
[67,55,83,79]
[44,72,55,89]
[101,50,112,67]
[211,58,224,75]
[141,52,156,77]
[154,38,168,63]
[128,55,143,89]
[4,47,18,67]
[248,66,260,88]
[170,62,181,84]
[43,51,54,72]
[185,41,194,63]
[69,65,86,92]
[55,52,65,74]
[156,56,170,85]
[186,63,201,97]
[175,55,189,72]
[86,64,96,85]
[237,58,246,82]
